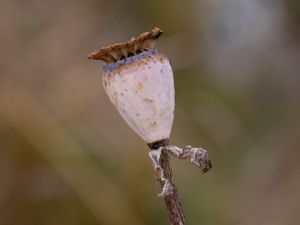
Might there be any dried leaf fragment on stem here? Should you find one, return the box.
[165,145,212,173]
[149,145,212,197]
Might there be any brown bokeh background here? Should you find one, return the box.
[1,0,300,225]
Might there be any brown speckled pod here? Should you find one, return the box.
[89,28,174,146]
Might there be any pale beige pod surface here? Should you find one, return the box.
[88,28,175,145]
[102,49,175,144]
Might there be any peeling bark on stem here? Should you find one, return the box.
[148,145,212,225]
[149,148,187,225]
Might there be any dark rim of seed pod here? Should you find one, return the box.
[88,27,163,64]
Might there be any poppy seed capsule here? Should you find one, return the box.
[88,28,174,148]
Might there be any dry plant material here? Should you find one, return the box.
[88,27,212,225]
[88,27,163,63]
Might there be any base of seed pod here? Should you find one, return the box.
[147,138,169,150]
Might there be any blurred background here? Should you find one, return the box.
[1,0,300,224]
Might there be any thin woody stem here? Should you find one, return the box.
[149,149,187,225]
[148,143,212,225]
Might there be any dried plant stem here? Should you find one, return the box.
[150,149,187,225]
[148,145,212,225]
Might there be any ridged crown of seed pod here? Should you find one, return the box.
[88,28,175,148]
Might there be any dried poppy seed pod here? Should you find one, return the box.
[88,28,174,148]
[89,28,212,225]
